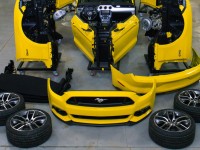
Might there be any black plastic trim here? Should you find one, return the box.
[71,115,129,120]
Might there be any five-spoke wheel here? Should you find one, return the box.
[174,89,200,122]
[149,109,195,149]
[6,109,52,148]
[0,92,25,126]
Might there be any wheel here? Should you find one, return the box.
[149,109,195,149]
[6,109,52,148]
[174,89,200,122]
[0,92,25,126]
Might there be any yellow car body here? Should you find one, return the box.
[71,15,139,64]
[14,0,73,69]
[111,50,200,94]
[71,0,139,69]
[48,79,156,125]
[153,0,192,70]
[140,0,192,71]
[14,0,53,68]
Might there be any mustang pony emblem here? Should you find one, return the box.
[94,98,108,103]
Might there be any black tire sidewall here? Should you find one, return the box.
[6,109,52,148]
[149,109,195,149]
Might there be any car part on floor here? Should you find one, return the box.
[0,92,25,126]
[48,78,156,126]
[4,60,16,74]
[6,109,52,148]
[140,0,192,73]
[174,89,200,123]
[149,109,195,149]
[111,49,200,94]
[71,0,139,72]
[0,69,73,103]
[14,0,64,74]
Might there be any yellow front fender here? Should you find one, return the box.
[111,63,200,94]
[48,79,156,125]
[153,0,192,70]
[14,0,52,68]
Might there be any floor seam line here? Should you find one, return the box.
[0,33,14,52]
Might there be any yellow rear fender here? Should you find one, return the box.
[111,60,200,94]
[14,0,52,68]
[47,79,156,125]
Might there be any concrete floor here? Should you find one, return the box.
[0,0,200,149]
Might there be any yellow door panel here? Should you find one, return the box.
[56,0,74,9]
[71,15,95,63]
[112,15,139,64]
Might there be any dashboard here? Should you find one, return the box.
[76,2,135,26]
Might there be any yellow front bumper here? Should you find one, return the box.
[111,64,200,94]
[47,79,156,125]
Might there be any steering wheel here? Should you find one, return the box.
[81,6,97,21]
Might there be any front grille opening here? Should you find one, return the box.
[67,97,134,107]
[72,115,129,120]
[134,106,151,117]
[52,106,67,116]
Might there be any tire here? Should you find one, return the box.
[174,89,200,123]
[6,109,52,148]
[149,109,195,149]
[0,92,25,126]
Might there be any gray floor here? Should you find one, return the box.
[0,0,200,149]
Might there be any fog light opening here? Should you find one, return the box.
[134,106,151,117]
[52,106,67,116]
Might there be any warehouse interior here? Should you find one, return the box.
[0,0,200,149]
